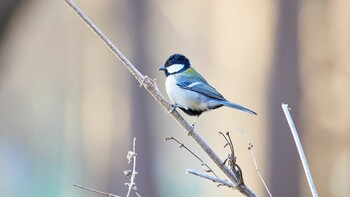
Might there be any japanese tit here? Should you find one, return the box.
[159,54,257,128]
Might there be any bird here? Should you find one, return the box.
[158,53,257,128]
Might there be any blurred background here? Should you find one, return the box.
[0,0,349,196]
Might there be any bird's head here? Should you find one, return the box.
[159,54,190,76]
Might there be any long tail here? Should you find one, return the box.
[218,100,257,115]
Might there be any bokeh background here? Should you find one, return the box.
[0,0,349,196]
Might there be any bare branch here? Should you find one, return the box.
[186,169,235,188]
[126,138,140,197]
[73,138,141,197]
[165,137,219,178]
[282,104,318,197]
[219,132,244,186]
[72,184,120,197]
[238,129,272,197]
[64,1,257,196]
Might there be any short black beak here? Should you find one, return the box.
[158,65,166,71]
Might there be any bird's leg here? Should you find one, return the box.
[168,103,178,113]
[191,115,199,130]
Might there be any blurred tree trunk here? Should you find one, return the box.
[124,0,158,196]
[0,0,22,77]
[268,0,301,196]
[300,1,350,196]
[0,0,22,37]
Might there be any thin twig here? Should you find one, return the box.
[219,132,235,157]
[249,145,271,196]
[282,104,318,197]
[165,137,219,178]
[64,1,257,196]
[186,169,235,188]
[238,129,272,197]
[126,138,139,197]
[219,132,237,164]
[73,184,120,197]
[219,132,244,186]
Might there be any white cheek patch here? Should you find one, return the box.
[166,64,184,74]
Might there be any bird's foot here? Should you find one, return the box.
[168,104,178,113]
[185,125,195,136]
[185,124,195,135]
[189,116,199,132]
[190,123,195,131]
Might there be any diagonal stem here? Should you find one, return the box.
[282,104,318,197]
[64,1,257,196]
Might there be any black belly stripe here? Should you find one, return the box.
[179,105,223,116]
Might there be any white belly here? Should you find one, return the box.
[165,75,219,111]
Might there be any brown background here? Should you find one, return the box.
[0,0,349,196]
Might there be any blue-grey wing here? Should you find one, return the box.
[177,81,226,101]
